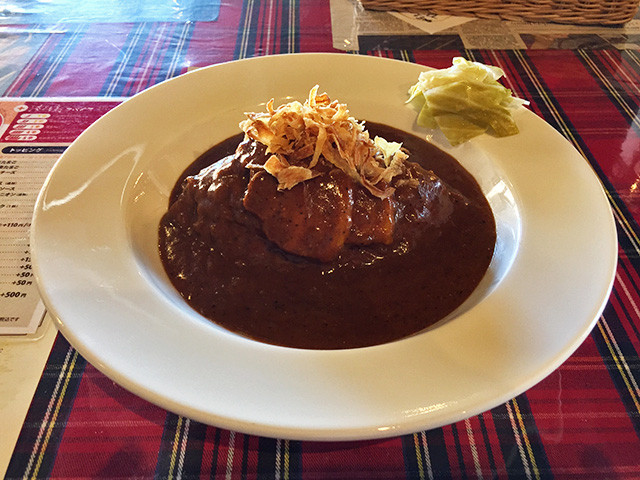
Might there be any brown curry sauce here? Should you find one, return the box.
[158,123,496,349]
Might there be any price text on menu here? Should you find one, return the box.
[0,100,119,334]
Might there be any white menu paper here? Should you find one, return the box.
[0,98,120,334]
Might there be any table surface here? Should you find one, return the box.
[2,0,640,478]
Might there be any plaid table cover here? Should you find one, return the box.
[2,1,640,478]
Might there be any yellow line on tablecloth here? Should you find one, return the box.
[274,438,291,480]
[505,398,539,480]
[612,206,640,258]
[578,50,640,127]
[505,401,533,480]
[284,439,291,480]
[602,50,640,96]
[413,432,426,480]
[288,0,296,53]
[167,415,184,480]
[512,398,541,480]
[597,316,640,415]
[29,350,79,480]
[177,418,191,477]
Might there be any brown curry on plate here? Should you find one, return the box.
[158,88,496,349]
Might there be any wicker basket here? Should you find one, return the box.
[360,0,640,25]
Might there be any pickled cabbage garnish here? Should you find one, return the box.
[407,57,529,146]
[240,86,408,198]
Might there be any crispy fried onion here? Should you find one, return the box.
[239,86,408,198]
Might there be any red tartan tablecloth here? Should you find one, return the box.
[2,1,640,478]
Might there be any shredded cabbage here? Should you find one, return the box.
[407,57,529,146]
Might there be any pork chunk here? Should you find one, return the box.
[347,187,395,246]
[243,170,354,262]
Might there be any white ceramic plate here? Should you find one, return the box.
[32,53,617,441]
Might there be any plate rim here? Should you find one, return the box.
[31,53,618,440]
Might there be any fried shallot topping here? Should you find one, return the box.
[239,86,408,198]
